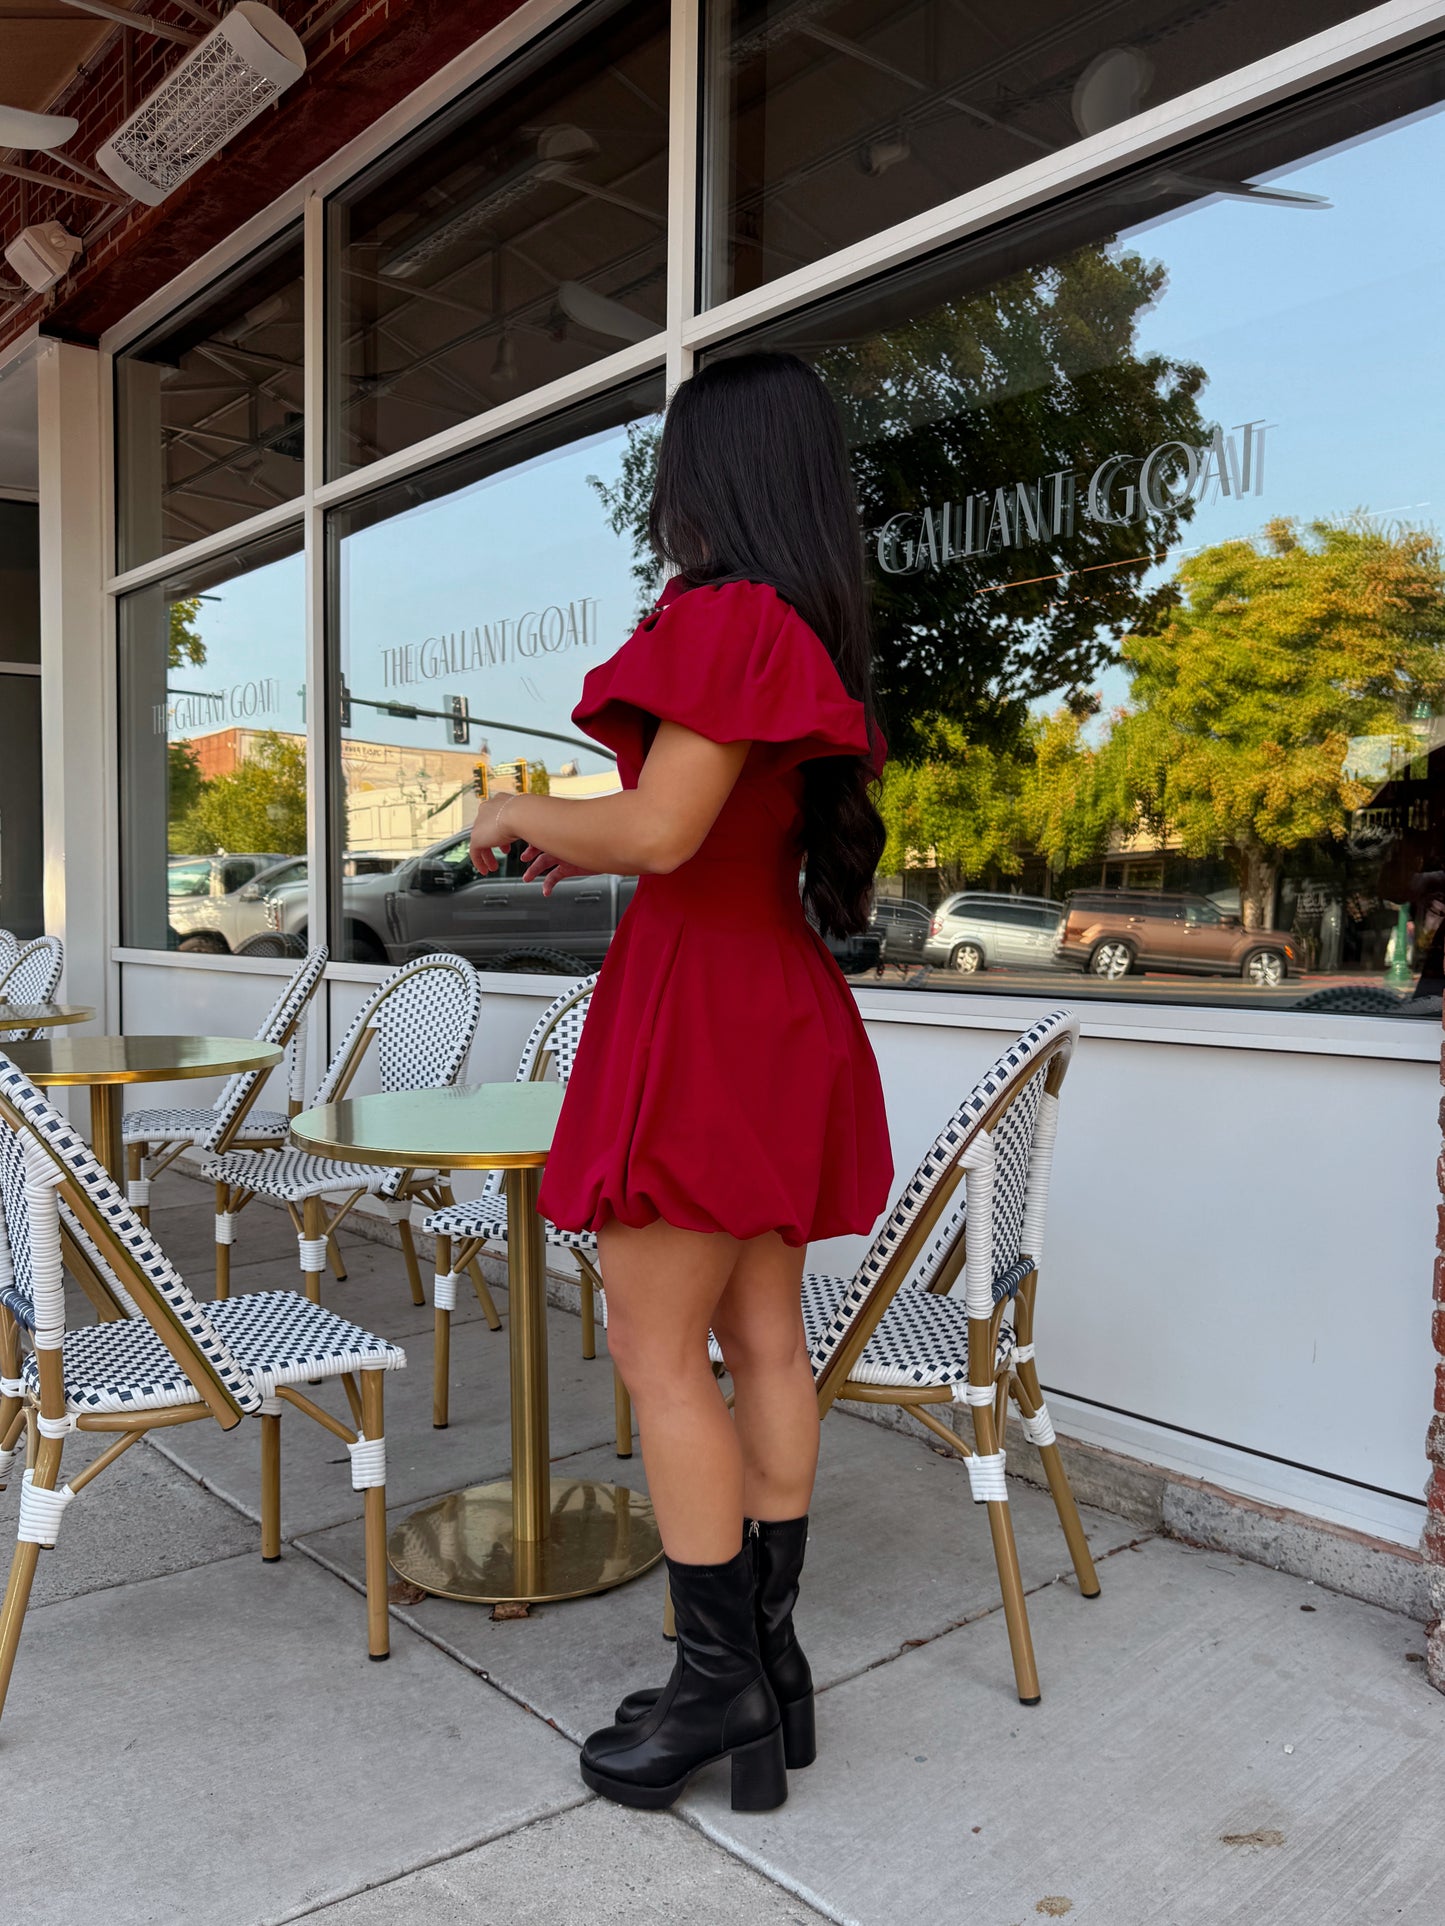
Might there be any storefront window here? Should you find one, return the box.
[326,377,664,965]
[326,0,669,479]
[703,0,1377,305]
[118,529,306,953]
[0,502,42,938]
[700,46,1445,1015]
[115,230,304,570]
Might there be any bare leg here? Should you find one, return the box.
[598,1218,742,1566]
[710,1235,817,1523]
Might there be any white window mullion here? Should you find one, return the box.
[666,0,702,395]
[302,188,331,1076]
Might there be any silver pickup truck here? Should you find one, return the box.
[267,829,637,972]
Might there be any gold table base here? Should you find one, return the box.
[388,1476,662,1605]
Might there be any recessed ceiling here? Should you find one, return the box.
[0,4,109,117]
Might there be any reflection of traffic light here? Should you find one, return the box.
[514,758,529,794]
[338,675,351,728]
[473,762,490,799]
[447,694,470,745]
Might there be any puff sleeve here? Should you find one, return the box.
[573,579,873,777]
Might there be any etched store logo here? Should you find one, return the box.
[381,596,601,688]
[153,677,280,733]
[875,419,1272,576]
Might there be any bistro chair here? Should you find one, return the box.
[0,932,17,974]
[123,944,329,1228]
[0,937,63,1042]
[235,932,308,958]
[422,977,631,1449]
[715,1009,1096,1705]
[202,953,489,1313]
[0,1056,407,1725]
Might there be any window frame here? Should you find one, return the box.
[97,0,1445,1066]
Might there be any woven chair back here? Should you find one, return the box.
[202,945,329,1150]
[810,1010,1079,1406]
[0,936,62,1012]
[479,976,596,1199]
[307,953,482,1124]
[0,1059,258,1427]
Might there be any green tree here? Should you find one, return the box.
[1105,517,1445,926]
[168,595,205,669]
[172,731,307,857]
[877,716,1028,889]
[824,241,1207,756]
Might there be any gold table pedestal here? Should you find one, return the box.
[388,1476,661,1605]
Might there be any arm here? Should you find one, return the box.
[468,722,749,879]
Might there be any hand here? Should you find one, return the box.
[469,798,515,875]
[520,844,592,897]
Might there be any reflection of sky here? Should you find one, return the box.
[1067,102,1445,715]
[338,427,649,775]
[172,550,306,739]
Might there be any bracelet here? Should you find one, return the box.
[494,796,516,844]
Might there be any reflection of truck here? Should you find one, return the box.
[167,853,291,949]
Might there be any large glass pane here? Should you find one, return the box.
[703,44,1445,1016]
[0,502,42,938]
[327,377,664,965]
[115,230,305,569]
[118,529,307,953]
[704,0,1378,305]
[327,0,669,477]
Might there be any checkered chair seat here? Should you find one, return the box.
[203,1145,411,1203]
[123,1104,291,1147]
[705,1271,1020,1389]
[424,1189,598,1254]
[20,1290,406,1415]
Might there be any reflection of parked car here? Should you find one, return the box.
[923,892,1063,974]
[167,852,290,949]
[869,897,931,964]
[294,832,638,970]
[261,852,405,959]
[821,927,884,974]
[1055,891,1297,985]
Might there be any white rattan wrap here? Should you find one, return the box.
[964,1452,1008,1504]
[1020,1403,1057,1447]
[348,1434,386,1490]
[18,1469,73,1545]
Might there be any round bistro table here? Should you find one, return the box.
[290,1082,662,1607]
[3,1035,283,1186]
[0,1003,95,1030]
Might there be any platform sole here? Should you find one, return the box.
[580,1728,788,1812]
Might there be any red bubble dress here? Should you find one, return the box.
[537,576,894,1248]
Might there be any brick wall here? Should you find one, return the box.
[1428,1009,1445,1689]
[1,0,526,353]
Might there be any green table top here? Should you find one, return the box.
[290,1082,565,1170]
[4,1035,283,1086]
[0,1003,95,1030]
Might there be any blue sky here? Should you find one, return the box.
[175,92,1445,761]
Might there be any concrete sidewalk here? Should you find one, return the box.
[1,1172,1441,1926]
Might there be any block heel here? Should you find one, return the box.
[780,1691,816,1770]
[730,1727,788,1811]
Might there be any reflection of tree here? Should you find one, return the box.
[1105,517,1445,928]
[589,422,665,624]
[171,731,307,857]
[168,595,205,670]
[827,243,1206,757]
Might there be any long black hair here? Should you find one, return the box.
[647,350,885,937]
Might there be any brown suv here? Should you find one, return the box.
[1055,891,1297,986]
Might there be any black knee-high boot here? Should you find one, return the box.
[614,1515,817,1770]
[580,1547,787,1811]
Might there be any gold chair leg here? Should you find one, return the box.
[433,1233,452,1430]
[360,1370,390,1660]
[972,1399,1041,1704]
[127,1142,150,1228]
[397,1216,426,1307]
[326,1234,348,1282]
[613,1368,633,1459]
[466,1258,502,1332]
[260,1410,282,1561]
[1013,1364,1100,1599]
[301,1195,325,1304]
[580,1268,596,1360]
[0,1431,62,1724]
[215,1181,232,1301]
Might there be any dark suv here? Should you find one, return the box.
[1055,891,1297,985]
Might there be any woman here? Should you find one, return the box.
[469,351,893,1813]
